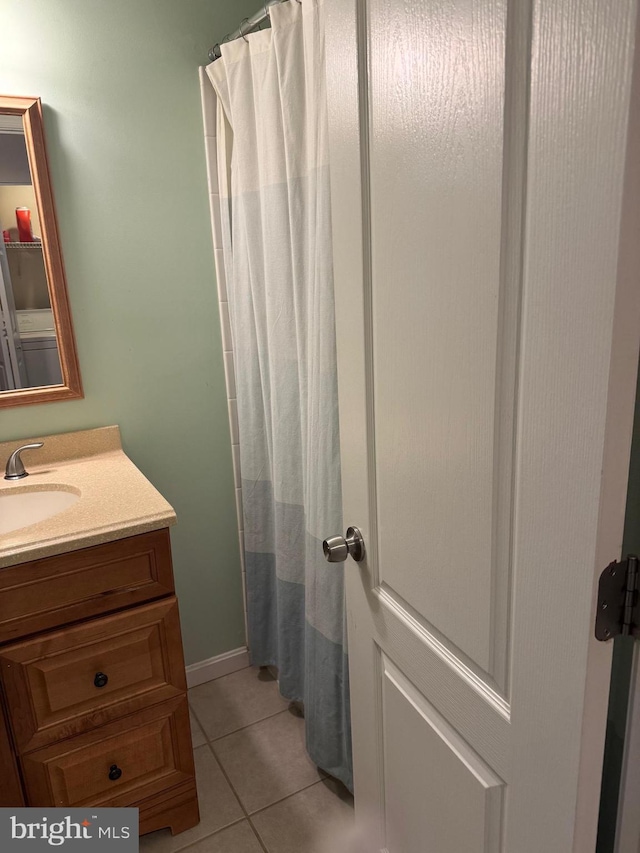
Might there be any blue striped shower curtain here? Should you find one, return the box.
[206,0,352,789]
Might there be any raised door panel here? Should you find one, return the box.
[0,529,174,643]
[369,0,516,690]
[0,598,187,753]
[21,697,194,808]
[381,656,503,853]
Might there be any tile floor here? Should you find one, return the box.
[141,667,354,853]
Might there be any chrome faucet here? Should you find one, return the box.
[4,442,44,481]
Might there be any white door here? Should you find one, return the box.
[325,0,640,850]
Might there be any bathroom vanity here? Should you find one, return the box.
[0,427,199,837]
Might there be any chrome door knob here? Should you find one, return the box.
[323,526,365,563]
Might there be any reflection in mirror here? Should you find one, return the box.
[0,114,61,390]
[0,96,81,407]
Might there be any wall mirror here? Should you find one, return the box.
[0,95,82,407]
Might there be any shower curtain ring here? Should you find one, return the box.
[239,18,250,41]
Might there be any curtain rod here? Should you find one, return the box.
[208,0,284,62]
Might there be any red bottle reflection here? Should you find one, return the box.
[16,207,33,242]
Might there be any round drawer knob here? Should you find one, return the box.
[94,672,109,689]
[108,764,122,782]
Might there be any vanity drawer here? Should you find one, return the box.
[0,529,174,643]
[21,696,194,808]
[0,598,187,753]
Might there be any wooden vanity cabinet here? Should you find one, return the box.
[0,528,199,837]
[0,701,24,807]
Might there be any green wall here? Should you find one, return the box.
[0,0,256,665]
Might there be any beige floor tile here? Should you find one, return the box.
[190,709,207,748]
[139,745,243,853]
[189,666,289,741]
[214,709,323,813]
[251,779,355,853]
[182,821,264,853]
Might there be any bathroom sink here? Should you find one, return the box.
[0,488,80,536]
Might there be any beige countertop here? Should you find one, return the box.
[0,426,176,569]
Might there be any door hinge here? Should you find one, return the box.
[595,555,639,641]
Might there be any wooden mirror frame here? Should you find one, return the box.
[0,95,82,407]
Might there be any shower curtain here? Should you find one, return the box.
[205,0,352,789]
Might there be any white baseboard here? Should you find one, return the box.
[185,647,250,689]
